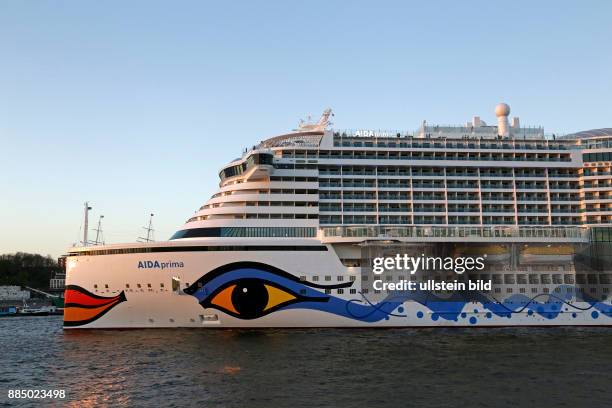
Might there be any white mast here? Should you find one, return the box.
[137,213,155,243]
[82,202,92,246]
[93,215,105,245]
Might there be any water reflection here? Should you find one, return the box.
[1,317,611,407]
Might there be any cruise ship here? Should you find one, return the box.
[63,104,612,328]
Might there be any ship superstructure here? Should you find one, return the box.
[63,104,612,328]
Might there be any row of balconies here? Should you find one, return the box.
[318,203,580,212]
[583,181,612,188]
[310,149,574,161]
[320,197,578,203]
[318,193,580,202]
[314,147,568,159]
[318,208,583,217]
[318,168,578,178]
[329,139,574,150]
[318,179,581,189]
[320,218,587,226]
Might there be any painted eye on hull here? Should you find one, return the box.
[204,278,302,319]
[185,262,355,320]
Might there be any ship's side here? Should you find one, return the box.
[63,106,612,328]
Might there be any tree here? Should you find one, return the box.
[0,253,62,289]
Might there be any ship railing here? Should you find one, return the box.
[334,129,416,138]
[320,225,589,240]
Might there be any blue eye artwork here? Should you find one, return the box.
[183,262,402,321]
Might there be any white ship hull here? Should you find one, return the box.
[63,240,612,329]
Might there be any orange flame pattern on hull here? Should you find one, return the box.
[63,285,126,327]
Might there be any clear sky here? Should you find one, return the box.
[1,1,611,258]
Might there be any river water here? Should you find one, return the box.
[1,316,611,407]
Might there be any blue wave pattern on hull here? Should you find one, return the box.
[285,291,612,323]
[187,265,612,323]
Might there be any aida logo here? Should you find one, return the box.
[353,130,391,137]
[137,260,185,270]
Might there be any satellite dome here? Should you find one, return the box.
[495,103,510,117]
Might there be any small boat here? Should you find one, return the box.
[0,306,17,317]
[16,302,57,316]
[18,307,50,316]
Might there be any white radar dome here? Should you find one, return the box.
[495,103,510,117]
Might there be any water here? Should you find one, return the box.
[1,317,611,408]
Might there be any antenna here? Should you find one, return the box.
[296,108,334,132]
[137,213,155,243]
[93,215,105,245]
[82,202,92,246]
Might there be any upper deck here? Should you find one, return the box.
[179,104,612,236]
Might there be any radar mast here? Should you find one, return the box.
[137,213,156,243]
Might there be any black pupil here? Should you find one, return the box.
[231,279,269,318]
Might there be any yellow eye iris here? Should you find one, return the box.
[264,285,296,311]
[207,279,298,319]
